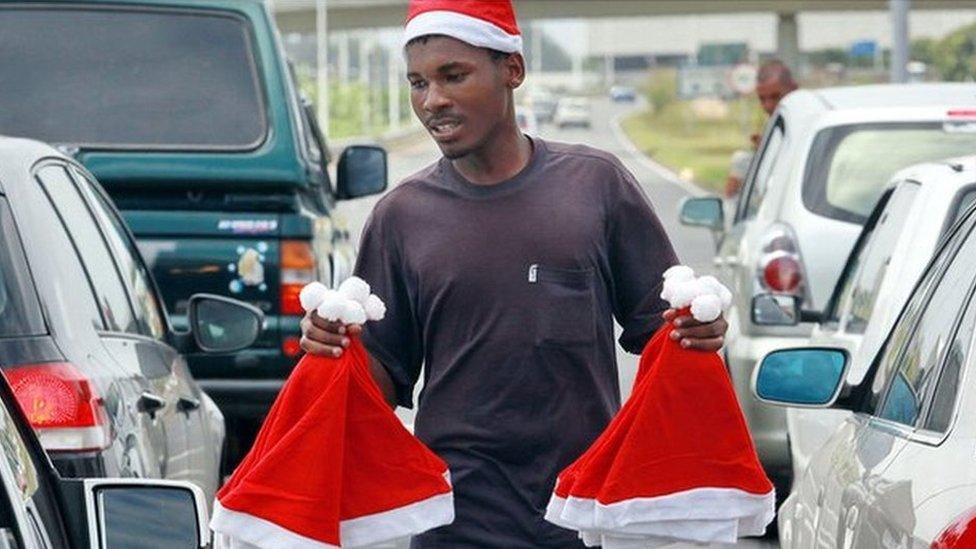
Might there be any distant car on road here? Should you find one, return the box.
[0,343,211,548]
[529,91,558,124]
[755,190,976,548]
[516,106,539,136]
[775,158,976,488]
[679,83,976,492]
[610,85,638,102]
[0,137,263,503]
[555,97,592,129]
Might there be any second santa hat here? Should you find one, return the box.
[403,0,523,53]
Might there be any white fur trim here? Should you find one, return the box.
[212,490,454,549]
[341,300,367,326]
[404,10,523,53]
[307,277,387,325]
[691,294,722,323]
[316,289,345,322]
[364,294,387,321]
[338,277,371,306]
[299,282,328,313]
[662,265,694,281]
[659,267,732,321]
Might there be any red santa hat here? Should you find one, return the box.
[404,0,523,53]
[211,278,453,548]
[546,267,774,547]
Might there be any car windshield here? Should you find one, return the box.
[803,122,976,224]
[0,200,45,338]
[0,6,265,150]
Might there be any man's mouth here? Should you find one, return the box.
[427,119,462,140]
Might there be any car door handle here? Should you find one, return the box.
[177,396,201,413]
[137,392,167,417]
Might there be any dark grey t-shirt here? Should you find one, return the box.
[355,138,678,548]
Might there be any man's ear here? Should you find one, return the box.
[504,53,527,89]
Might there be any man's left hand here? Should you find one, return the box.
[663,309,728,352]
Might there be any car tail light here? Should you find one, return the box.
[933,508,976,548]
[947,109,976,118]
[280,240,316,316]
[282,336,303,358]
[757,223,806,297]
[3,362,111,452]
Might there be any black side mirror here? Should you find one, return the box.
[187,294,263,353]
[337,145,388,200]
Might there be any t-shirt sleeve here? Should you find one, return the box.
[606,163,679,354]
[353,204,423,408]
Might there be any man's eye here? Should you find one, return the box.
[409,80,427,90]
[445,73,466,83]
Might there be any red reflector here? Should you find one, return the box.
[763,255,802,293]
[281,283,306,316]
[948,109,976,118]
[282,336,303,358]
[933,508,976,548]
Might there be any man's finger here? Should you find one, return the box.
[304,322,350,347]
[662,309,677,321]
[308,311,347,334]
[671,322,725,340]
[680,336,724,352]
[300,336,345,357]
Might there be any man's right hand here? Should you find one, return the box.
[299,311,362,357]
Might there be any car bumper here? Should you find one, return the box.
[726,331,812,482]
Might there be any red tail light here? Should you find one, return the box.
[280,240,316,316]
[3,362,111,452]
[282,336,303,358]
[933,508,976,548]
[757,223,806,297]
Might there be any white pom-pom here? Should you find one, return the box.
[668,279,707,309]
[661,276,685,302]
[316,290,345,321]
[698,275,733,308]
[299,282,328,312]
[663,265,695,281]
[340,300,367,325]
[364,294,387,321]
[691,293,723,322]
[338,277,371,305]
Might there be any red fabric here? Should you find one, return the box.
[555,309,771,504]
[405,0,520,35]
[217,339,451,546]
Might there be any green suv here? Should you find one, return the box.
[0,0,388,470]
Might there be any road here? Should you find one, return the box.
[333,98,776,548]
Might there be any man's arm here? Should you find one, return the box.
[300,311,398,408]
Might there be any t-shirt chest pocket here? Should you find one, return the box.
[528,264,597,346]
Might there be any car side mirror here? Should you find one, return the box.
[679,196,724,231]
[752,293,801,326]
[59,478,210,548]
[337,145,388,200]
[752,347,849,408]
[187,294,263,353]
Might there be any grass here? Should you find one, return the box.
[621,95,764,194]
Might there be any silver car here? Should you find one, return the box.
[779,158,976,486]
[680,84,976,489]
[754,189,976,547]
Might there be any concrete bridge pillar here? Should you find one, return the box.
[776,12,800,72]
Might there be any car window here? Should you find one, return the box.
[948,187,976,231]
[69,168,166,340]
[924,287,976,433]
[876,217,976,427]
[866,211,976,414]
[0,200,45,338]
[837,184,919,334]
[803,123,976,224]
[35,165,138,334]
[739,117,784,221]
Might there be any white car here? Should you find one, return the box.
[516,105,539,136]
[554,97,592,128]
[679,83,976,491]
[753,175,976,548]
[782,158,976,486]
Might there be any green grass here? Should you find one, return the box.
[621,97,763,194]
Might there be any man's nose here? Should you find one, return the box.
[423,82,452,113]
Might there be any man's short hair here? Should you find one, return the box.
[405,34,510,61]
[757,59,797,87]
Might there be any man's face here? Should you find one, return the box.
[755,78,796,116]
[406,36,519,159]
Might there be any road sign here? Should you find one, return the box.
[728,63,757,95]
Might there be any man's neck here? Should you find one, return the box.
[451,128,533,186]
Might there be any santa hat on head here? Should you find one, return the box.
[403,0,523,53]
[546,267,775,547]
[211,278,453,548]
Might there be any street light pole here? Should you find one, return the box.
[890,0,910,83]
[316,0,329,131]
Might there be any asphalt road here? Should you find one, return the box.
[333,97,776,548]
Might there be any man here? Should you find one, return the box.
[301,1,728,546]
[724,59,798,198]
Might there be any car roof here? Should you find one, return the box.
[0,137,66,196]
[795,83,976,111]
[890,154,976,186]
